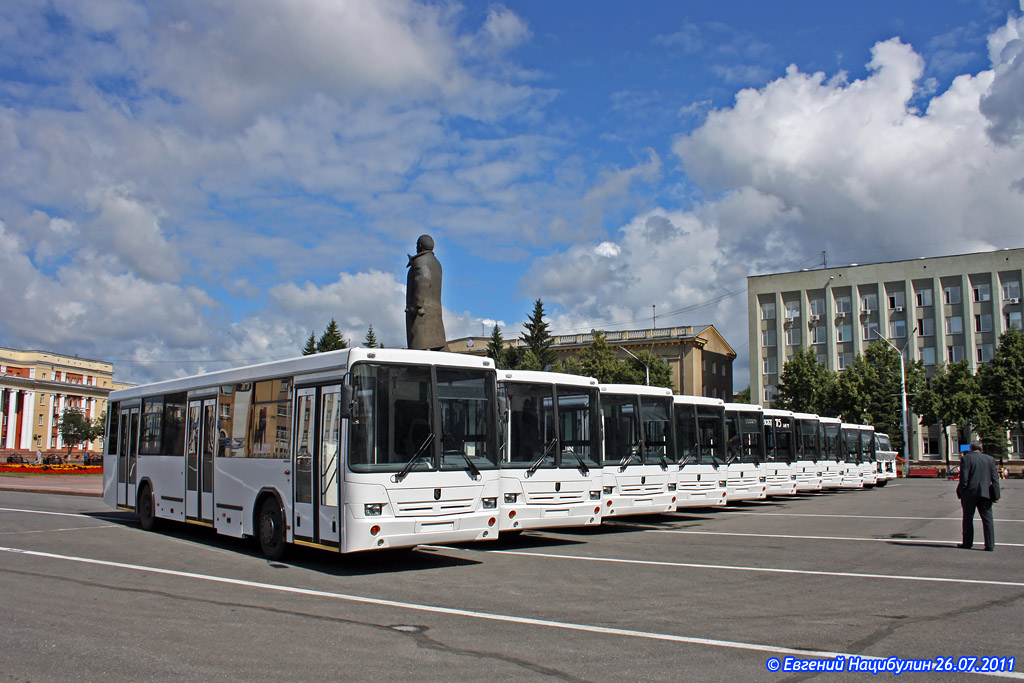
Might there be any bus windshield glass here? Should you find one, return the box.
[726,413,762,464]
[774,417,794,462]
[348,363,497,473]
[842,429,861,463]
[876,433,893,451]
[601,395,640,466]
[504,383,599,469]
[821,423,841,462]
[675,405,699,465]
[696,406,726,465]
[640,396,673,465]
[797,419,819,460]
[859,430,875,462]
[557,387,601,468]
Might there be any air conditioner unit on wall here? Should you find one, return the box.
[836,311,846,318]
[809,314,820,322]
[1008,298,1021,305]
[894,306,904,312]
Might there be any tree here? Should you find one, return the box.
[734,386,752,404]
[301,331,317,356]
[520,299,557,370]
[58,408,98,457]
[775,347,836,414]
[572,332,632,384]
[978,327,1024,454]
[363,325,380,348]
[316,319,348,352]
[620,349,673,389]
[485,324,507,368]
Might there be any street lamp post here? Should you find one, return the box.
[868,331,911,479]
[618,345,649,386]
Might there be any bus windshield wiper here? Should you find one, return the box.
[677,443,698,466]
[394,433,434,482]
[618,439,642,472]
[564,447,590,476]
[460,453,481,480]
[526,438,558,477]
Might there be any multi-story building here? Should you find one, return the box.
[747,248,1024,461]
[1,347,127,461]
[448,325,736,398]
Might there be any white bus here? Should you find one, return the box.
[762,408,797,497]
[104,348,502,559]
[598,384,678,517]
[874,431,897,486]
[792,412,823,492]
[858,424,878,487]
[674,395,728,508]
[723,403,767,502]
[818,416,844,488]
[496,370,603,532]
[838,422,865,489]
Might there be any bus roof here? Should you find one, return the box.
[673,395,725,407]
[762,408,794,417]
[497,369,598,387]
[598,384,673,397]
[723,402,763,413]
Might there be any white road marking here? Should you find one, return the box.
[0,544,1019,680]
[0,507,121,522]
[0,525,118,536]
[644,529,1024,548]
[422,547,1024,589]
[719,511,1024,523]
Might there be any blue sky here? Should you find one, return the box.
[2,0,1024,391]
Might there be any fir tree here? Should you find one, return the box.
[363,325,379,348]
[520,299,557,369]
[301,331,317,356]
[317,319,348,352]
[485,324,506,368]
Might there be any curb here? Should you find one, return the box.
[0,486,102,498]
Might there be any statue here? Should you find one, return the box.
[405,234,448,351]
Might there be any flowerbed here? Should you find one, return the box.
[0,463,102,474]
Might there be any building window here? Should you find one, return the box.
[1012,433,1024,455]
[836,324,852,342]
[721,364,727,377]
[784,300,800,319]
[944,285,961,305]
[786,327,801,346]
[816,353,827,365]
[1007,311,1023,330]
[835,295,851,314]
[763,357,778,375]
[887,291,905,310]
[862,322,879,341]
[974,314,992,333]
[947,345,964,363]
[764,385,777,402]
[39,415,44,426]
[861,293,877,312]
[917,318,934,337]
[889,319,906,338]
[920,347,936,366]
[923,434,940,456]
[762,330,777,347]
[916,289,933,307]
[977,344,994,363]
[761,301,776,320]
[809,298,825,317]
[973,283,991,302]
[1003,281,1021,300]
[811,325,827,344]
[711,361,718,375]
[945,316,963,335]
[837,352,853,370]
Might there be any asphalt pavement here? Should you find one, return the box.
[0,480,1020,681]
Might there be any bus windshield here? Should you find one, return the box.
[842,429,861,463]
[773,417,794,463]
[820,423,841,462]
[876,433,893,451]
[348,363,497,473]
[726,413,762,464]
[640,397,673,466]
[601,395,641,467]
[796,419,819,460]
[504,383,600,469]
[860,430,875,462]
[696,406,726,465]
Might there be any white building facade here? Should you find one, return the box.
[747,248,1024,461]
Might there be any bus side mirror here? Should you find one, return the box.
[497,394,509,421]
[339,385,354,419]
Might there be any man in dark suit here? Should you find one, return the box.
[956,440,1001,551]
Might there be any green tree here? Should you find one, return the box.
[917,360,989,463]
[620,349,673,389]
[574,332,633,384]
[775,347,837,414]
[316,319,348,352]
[301,331,317,356]
[58,408,98,457]
[363,325,380,348]
[978,327,1024,453]
[734,386,752,404]
[520,299,557,370]
[485,324,507,369]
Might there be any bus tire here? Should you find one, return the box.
[138,484,158,532]
[875,479,888,487]
[258,497,287,561]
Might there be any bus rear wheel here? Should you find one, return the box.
[138,484,158,532]
[258,497,287,561]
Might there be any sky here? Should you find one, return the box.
[3,0,1024,391]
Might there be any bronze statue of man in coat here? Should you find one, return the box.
[406,234,448,351]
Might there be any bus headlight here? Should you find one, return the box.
[790,475,797,480]
[667,483,677,491]
[503,493,518,504]
[482,497,497,509]
[364,503,383,516]
[718,480,727,487]
[603,486,614,495]
[589,490,601,500]
[758,477,766,483]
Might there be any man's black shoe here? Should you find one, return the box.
[957,543,971,549]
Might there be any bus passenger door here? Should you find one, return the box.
[318,386,342,545]
[185,399,216,524]
[293,388,316,543]
[117,406,139,508]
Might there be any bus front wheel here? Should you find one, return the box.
[258,497,287,561]
[138,484,157,532]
